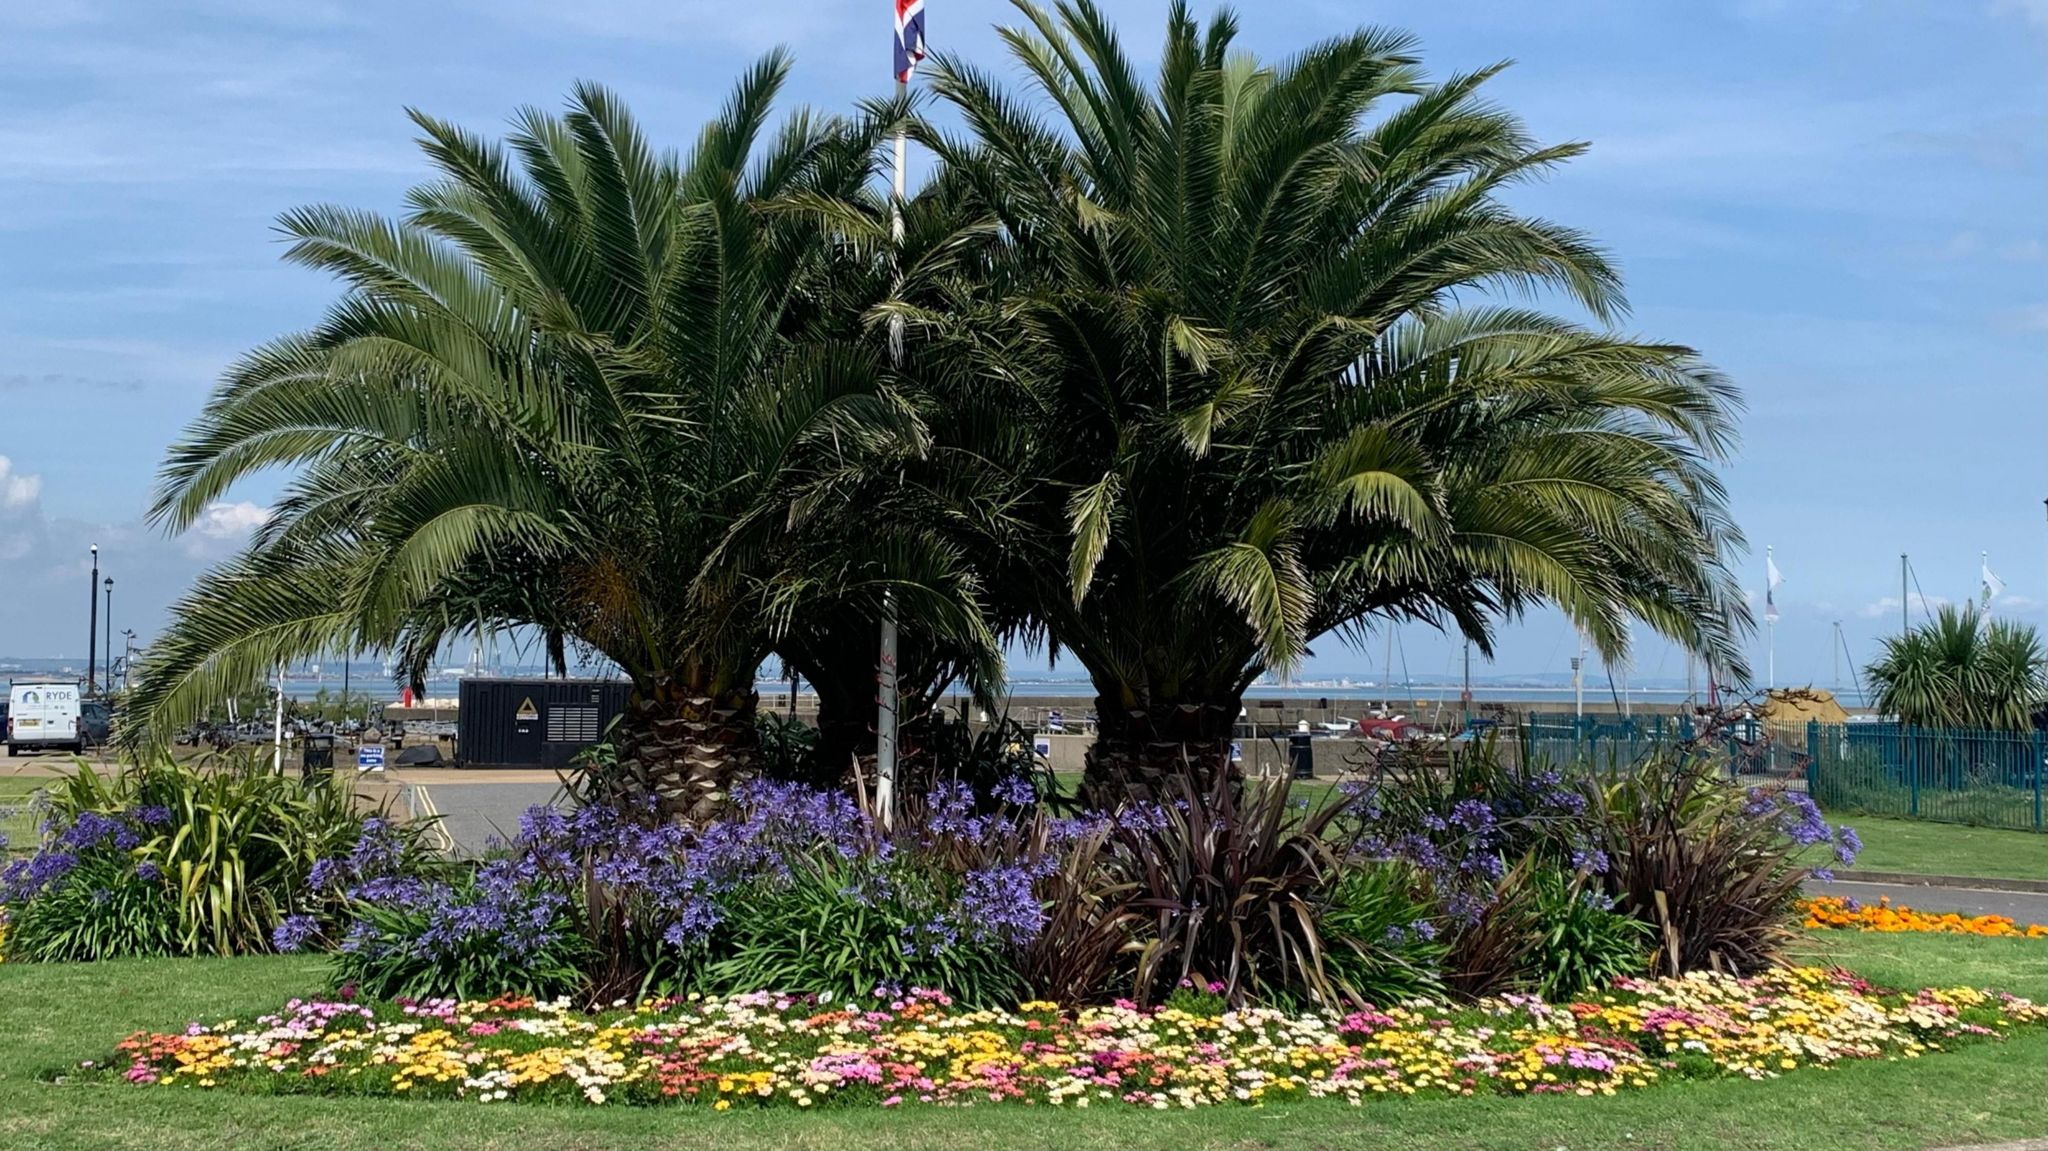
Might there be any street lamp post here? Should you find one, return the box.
[103,577,114,692]
[86,544,100,694]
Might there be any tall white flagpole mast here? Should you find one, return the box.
[1765,545,1777,691]
[877,2,921,830]
[1572,629,1585,720]
[875,91,907,831]
[271,663,286,774]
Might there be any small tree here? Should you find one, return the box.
[1866,605,2045,730]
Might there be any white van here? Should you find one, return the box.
[6,679,87,755]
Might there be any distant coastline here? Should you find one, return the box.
[0,657,1872,710]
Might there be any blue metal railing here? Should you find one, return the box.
[1516,714,2044,831]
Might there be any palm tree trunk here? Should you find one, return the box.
[611,673,762,823]
[1081,693,1240,808]
[785,617,969,788]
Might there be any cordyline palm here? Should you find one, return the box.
[129,66,996,820]
[920,1,1748,800]
[1867,605,2045,731]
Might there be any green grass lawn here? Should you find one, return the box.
[1832,815,2048,882]
[0,776,47,854]
[1,933,2043,1151]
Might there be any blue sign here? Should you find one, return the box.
[357,743,386,770]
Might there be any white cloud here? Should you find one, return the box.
[1940,230,1984,259]
[190,500,271,538]
[1990,0,2048,28]
[2001,238,2045,262]
[0,456,50,564]
[1859,592,1951,619]
[2001,303,2048,332]
[0,455,42,512]
[182,497,274,552]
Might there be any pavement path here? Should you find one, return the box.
[358,778,567,856]
[1802,878,2048,923]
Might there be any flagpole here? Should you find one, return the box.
[271,662,286,774]
[1766,545,1775,691]
[1901,554,1909,638]
[1572,629,1585,721]
[875,69,910,831]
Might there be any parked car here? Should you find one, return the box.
[80,699,113,747]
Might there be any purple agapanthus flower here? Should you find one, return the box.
[992,775,1038,808]
[272,914,321,953]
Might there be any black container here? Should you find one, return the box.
[456,677,632,769]
[1287,730,1315,779]
[300,733,335,784]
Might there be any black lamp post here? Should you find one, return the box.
[86,543,99,694]
[103,577,114,692]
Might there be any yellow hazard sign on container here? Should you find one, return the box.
[515,697,540,722]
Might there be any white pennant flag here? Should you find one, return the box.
[1765,551,1782,623]
[1982,559,2005,604]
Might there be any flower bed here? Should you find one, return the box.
[1803,896,2048,938]
[101,968,2046,1109]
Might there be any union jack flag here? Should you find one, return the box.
[894,0,927,83]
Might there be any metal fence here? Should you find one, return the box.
[1517,714,2046,832]
[1521,714,1698,770]
[1804,723,2045,832]
[1519,713,1804,778]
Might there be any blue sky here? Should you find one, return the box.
[0,0,2042,689]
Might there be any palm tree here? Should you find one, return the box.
[1867,605,2045,731]
[710,160,1030,783]
[129,68,995,820]
[920,1,1749,801]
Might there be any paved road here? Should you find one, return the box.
[344,770,565,851]
[1805,878,2048,923]
[3,751,568,857]
[424,782,566,855]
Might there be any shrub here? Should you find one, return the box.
[1317,861,1448,1005]
[693,851,1019,1005]
[897,713,1062,809]
[324,859,591,1001]
[0,756,432,962]
[1437,856,1646,1000]
[3,852,181,962]
[324,776,1066,1004]
[1526,865,1651,1000]
[756,712,820,781]
[1577,756,1856,976]
[1439,853,1547,998]
[1339,740,1593,925]
[1012,818,1139,1004]
[314,805,663,1002]
[1116,768,1358,1008]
